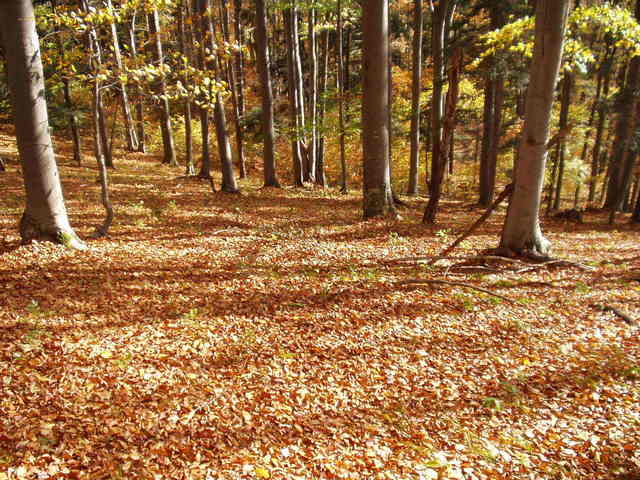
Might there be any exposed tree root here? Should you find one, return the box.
[396,279,515,304]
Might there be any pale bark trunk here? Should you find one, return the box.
[307,7,318,184]
[407,0,424,196]
[178,0,195,175]
[284,7,304,186]
[106,0,138,152]
[500,0,570,256]
[148,7,177,166]
[232,0,247,177]
[0,0,82,247]
[255,0,280,187]
[127,14,146,153]
[362,0,396,218]
[316,27,330,187]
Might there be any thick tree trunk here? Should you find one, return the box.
[362,0,396,218]
[148,8,177,166]
[0,0,82,247]
[106,0,138,152]
[255,0,280,187]
[605,2,640,214]
[500,0,570,257]
[407,0,424,196]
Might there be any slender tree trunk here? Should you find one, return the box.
[148,7,177,166]
[127,14,145,153]
[195,0,211,179]
[178,0,195,175]
[52,0,83,165]
[362,0,396,218]
[423,1,456,224]
[219,0,245,179]
[337,0,348,193]
[500,0,570,257]
[82,0,113,237]
[478,7,506,206]
[106,0,138,152]
[255,0,280,187]
[407,0,424,195]
[552,74,573,210]
[316,27,330,187]
[232,0,247,177]
[207,5,239,193]
[0,0,83,246]
[284,7,304,186]
[307,7,318,184]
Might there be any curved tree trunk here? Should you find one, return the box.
[499,0,570,257]
[255,0,280,187]
[0,0,83,247]
[362,0,396,219]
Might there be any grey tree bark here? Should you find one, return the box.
[407,0,424,196]
[362,0,396,218]
[499,0,571,257]
[148,7,177,167]
[255,0,281,187]
[0,0,83,247]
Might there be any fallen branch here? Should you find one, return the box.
[428,183,514,265]
[397,279,515,304]
[594,304,637,326]
[515,259,594,273]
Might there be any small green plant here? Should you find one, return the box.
[574,281,591,294]
[57,231,75,248]
[482,397,503,412]
[435,229,450,239]
[26,299,42,316]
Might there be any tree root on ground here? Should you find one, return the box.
[396,279,515,304]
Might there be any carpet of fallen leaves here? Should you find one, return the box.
[1,131,639,480]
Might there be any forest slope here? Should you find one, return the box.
[0,133,639,479]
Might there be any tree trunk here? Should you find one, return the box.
[148,7,177,166]
[284,7,304,186]
[207,4,239,193]
[83,0,113,237]
[0,0,83,247]
[232,0,247,178]
[605,1,640,214]
[337,0,348,193]
[106,0,138,152]
[307,7,318,184]
[255,0,280,187]
[316,27,330,187]
[407,0,424,196]
[127,14,146,153]
[52,0,83,165]
[362,0,396,219]
[552,74,573,210]
[423,0,456,224]
[195,0,211,179]
[178,0,195,175]
[478,6,506,206]
[500,0,570,257]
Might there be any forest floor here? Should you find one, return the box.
[1,129,639,480]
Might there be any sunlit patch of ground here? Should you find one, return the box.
[1,130,639,479]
